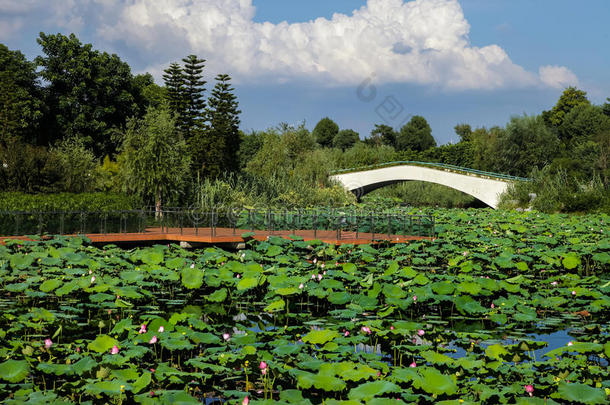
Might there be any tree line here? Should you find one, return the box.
[0,33,240,211]
[1,33,608,212]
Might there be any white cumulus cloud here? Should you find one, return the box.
[2,0,579,91]
[538,65,579,89]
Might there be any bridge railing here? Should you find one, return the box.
[330,161,531,182]
[0,208,435,239]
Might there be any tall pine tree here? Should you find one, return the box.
[162,62,186,130]
[193,74,240,177]
[181,55,206,142]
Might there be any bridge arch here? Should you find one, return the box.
[329,163,523,209]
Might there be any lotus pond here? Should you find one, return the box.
[0,209,609,404]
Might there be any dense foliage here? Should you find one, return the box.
[1,34,608,212]
[0,209,608,403]
[0,192,137,212]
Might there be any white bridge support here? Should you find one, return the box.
[330,165,512,209]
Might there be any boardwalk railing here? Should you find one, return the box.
[330,161,531,182]
[0,208,435,239]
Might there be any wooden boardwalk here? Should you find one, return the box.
[1,227,432,246]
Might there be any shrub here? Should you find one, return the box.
[0,192,139,212]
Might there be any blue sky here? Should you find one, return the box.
[1,0,608,144]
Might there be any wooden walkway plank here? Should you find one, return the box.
[2,227,433,246]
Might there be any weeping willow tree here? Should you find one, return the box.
[118,103,191,216]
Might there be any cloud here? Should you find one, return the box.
[3,0,578,91]
[538,65,579,89]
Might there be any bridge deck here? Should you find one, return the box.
[1,227,432,246]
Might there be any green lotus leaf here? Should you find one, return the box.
[264,298,285,312]
[266,245,283,257]
[279,389,313,404]
[141,250,164,265]
[237,277,259,290]
[10,253,34,270]
[84,379,131,395]
[132,371,152,394]
[557,382,607,404]
[39,278,62,292]
[87,335,119,353]
[347,380,401,401]
[55,280,78,296]
[485,344,509,360]
[0,360,30,382]
[275,287,300,296]
[329,291,351,305]
[562,253,581,270]
[206,288,227,302]
[181,266,203,289]
[72,356,97,375]
[302,329,340,345]
[418,367,458,396]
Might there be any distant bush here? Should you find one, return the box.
[0,192,139,212]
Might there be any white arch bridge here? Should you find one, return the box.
[329,162,530,209]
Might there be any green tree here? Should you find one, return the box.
[0,44,44,144]
[602,98,610,117]
[333,129,360,151]
[495,115,560,177]
[181,55,206,142]
[51,136,100,192]
[396,115,436,152]
[162,62,186,125]
[196,74,241,177]
[36,32,139,157]
[454,123,472,142]
[559,104,610,145]
[542,86,589,129]
[118,103,191,215]
[131,73,166,112]
[370,124,396,148]
[312,117,339,147]
[470,126,503,171]
[237,130,264,170]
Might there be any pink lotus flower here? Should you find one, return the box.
[571,291,576,296]
[242,396,249,405]
[90,276,96,283]
[149,335,158,344]
[158,326,164,333]
[390,326,395,330]
[525,385,534,396]
[409,362,416,368]
[413,295,417,302]
[89,269,92,274]
[299,283,304,289]
[139,324,147,334]
[236,274,241,278]
[222,333,230,341]
[76,346,81,353]
[491,303,495,309]
[110,345,119,354]
[44,339,53,349]
[321,263,325,269]
[313,258,317,264]
[259,361,267,370]
[190,263,195,268]
[317,274,323,281]
[344,331,350,337]
[361,326,371,334]
[567,341,573,346]
[311,274,316,280]
[417,329,425,337]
